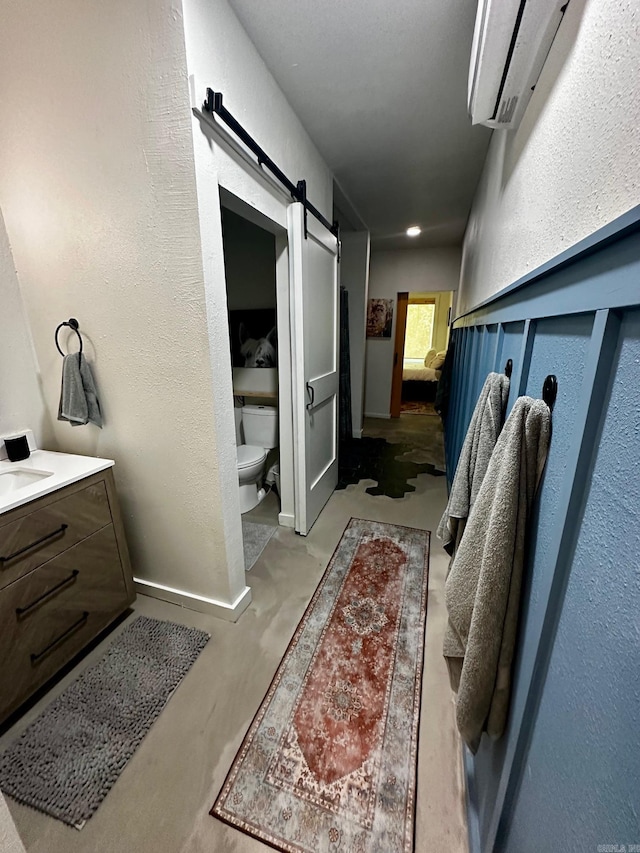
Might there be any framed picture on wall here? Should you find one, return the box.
[366,298,394,338]
[229,309,277,367]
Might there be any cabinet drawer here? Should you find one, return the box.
[0,480,111,590]
[0,524,130,721]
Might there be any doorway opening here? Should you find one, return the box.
[390,290,453,417]
[219,194,295,550]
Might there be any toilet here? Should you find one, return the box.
[236,404,278,514]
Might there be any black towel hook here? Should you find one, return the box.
[55,318,83,358]
[543,374,558,409]
[505,359,513,378]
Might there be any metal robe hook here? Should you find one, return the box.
[542,374,558,409]
[505,359,513,378]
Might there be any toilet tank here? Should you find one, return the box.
[242,405,278,449]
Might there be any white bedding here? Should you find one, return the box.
[402,363,441,382]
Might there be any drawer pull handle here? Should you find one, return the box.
[306,382,315,410]
[16,570,80,618]
[30,611,89,665]
[1,523,68,564]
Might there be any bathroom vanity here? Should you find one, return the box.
[0,452,135,723]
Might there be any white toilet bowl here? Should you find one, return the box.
[235,404,278,514]
[237,444,268,514]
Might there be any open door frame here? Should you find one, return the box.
[390,292,409,418]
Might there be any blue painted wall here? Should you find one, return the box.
[445,211,640,852]
[503,310,640,853]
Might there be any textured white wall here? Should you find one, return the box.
[0,210,52,447]
[340,232,370,437]
[183,0,333,223]
[365,248,460,417]
[181,0,334,552]
[0,0,245,610]
[458,0,640,315]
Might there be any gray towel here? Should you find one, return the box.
[443,396,551,753]
[58,353,103,428]
[437,372,510,556]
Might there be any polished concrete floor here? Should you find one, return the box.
[1,415,468,853]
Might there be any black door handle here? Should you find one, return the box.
[306,382,315,410]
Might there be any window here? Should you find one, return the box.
[404,301,435,363]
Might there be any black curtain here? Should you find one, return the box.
[339,286,353,442]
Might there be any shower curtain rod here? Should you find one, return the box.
[202,88,340,241]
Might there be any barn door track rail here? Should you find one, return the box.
[202,88,340,244]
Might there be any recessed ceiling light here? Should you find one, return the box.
[406,226,421,237]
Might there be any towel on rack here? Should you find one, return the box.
[443,396,551,753]
[437,372,510,556]
[58,353,103,428]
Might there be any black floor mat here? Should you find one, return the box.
[337,436,445,499]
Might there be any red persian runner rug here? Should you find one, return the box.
[212,518,430,853]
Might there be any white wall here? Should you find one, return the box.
[365,248,460,417]
[0,210,52,448]
[181,0,334,539]
[183,0,333,224]
[458,0,640,315]
[340,232,370,437]
[0,0,248,617]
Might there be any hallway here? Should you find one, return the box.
[0,415,467,853]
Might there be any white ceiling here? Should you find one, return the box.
[227,0,492,248]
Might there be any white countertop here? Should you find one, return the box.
[0,450,114,515]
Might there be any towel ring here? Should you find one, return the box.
[504,359,513,378]
[542,374,558,409]
[55,318,83,358]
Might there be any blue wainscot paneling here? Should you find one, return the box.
[445,206,640,853]
[504,309,640,852]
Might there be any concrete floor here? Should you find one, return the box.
[0,415,468,853]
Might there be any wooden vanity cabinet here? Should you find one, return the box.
[0,468,135,723]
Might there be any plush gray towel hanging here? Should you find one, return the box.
[443,396,551,753]
[58,353,103,428]
[437,372,510,556]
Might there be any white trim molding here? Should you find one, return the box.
[134,577,252,622]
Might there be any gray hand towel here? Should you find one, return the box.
[437,372,510,556]
[443,396,551,753]
[58,353,103,428]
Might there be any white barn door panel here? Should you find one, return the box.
[288,203,339,535]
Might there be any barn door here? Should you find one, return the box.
[288,203,339,535]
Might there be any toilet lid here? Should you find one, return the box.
[237,445,266,469]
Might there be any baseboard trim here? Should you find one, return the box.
[278,512,295,528]
[352,428,363,438]
[364,412,391,419]
[133,577,252,622]
[463,746,482,853]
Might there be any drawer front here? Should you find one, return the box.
[0,524,130,721]
[0,480,111,589]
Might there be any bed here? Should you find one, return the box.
[401,349,446,402]
[402,363,441,383]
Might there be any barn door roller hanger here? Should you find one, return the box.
[201,88,340,252]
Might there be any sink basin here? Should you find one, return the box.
[0,468,54,497]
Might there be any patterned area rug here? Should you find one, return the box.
[243,519,277,571]
[400,401,438,416]
[212,518,430,852]
[0,616,209,829]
